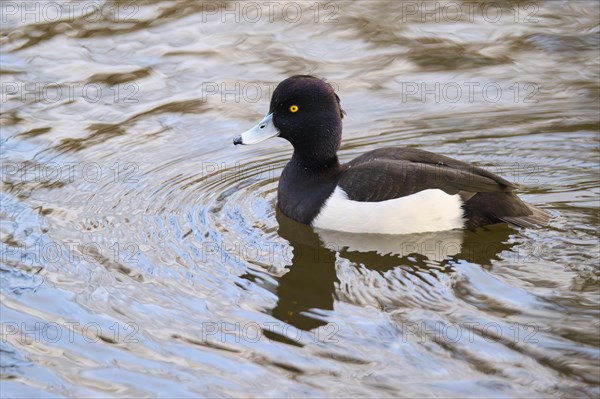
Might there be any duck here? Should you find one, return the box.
[233,75,548,234]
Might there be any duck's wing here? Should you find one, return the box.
[339,147,515,202]
[338,147,549,228]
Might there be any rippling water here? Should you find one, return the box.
[1,1,599,397]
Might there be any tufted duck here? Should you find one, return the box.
[233,75,548,234]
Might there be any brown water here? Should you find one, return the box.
[1,1,599,397]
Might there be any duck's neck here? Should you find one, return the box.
[278,151,342,225]
[289,130,341,171]
[290,151,340,172]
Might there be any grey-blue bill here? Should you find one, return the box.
[233,113,279,145]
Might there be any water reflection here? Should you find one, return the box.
[270,210,338,336]
[252,209,514,339]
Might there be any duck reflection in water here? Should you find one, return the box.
[241,209,516,345]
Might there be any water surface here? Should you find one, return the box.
[1,1,599,397]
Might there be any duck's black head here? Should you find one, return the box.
[234,75,344,165]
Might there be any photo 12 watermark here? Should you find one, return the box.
[198,238,553,266]
[1,321,139,344]
[200,241,292,264]
[398,81,539,104]
[1,240,140,267]
[1,82,139,105]
[399,321,540,344]
[199,2,339,23]
[1,161,141,185]
[200,80,340,104]
[199,161,280,182]
[396,1,539,24]
[196,321,339,344]
[1,1,140,24]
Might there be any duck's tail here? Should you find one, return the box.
[463,192,550,229]
[499,203,550,229]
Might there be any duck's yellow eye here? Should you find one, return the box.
[289,105,299,113]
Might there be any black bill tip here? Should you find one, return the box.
[233,136,243,145]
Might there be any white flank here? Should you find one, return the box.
[312,187,465,234]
